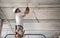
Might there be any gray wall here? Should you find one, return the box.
[0,0,60,38]
[1,19,60,38]
[0,19,3,38]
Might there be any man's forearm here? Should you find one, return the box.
[22,14,26,17]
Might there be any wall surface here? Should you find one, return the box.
[0,19,3,38]
[0,0,60,38]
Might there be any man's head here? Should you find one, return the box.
[15,8,21,13]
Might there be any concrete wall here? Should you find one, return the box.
[0,19,1,38]
[0,0,60,38]
[1,19,60,38]
[0,19,3,38]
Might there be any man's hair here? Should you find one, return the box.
[15,8,21,13]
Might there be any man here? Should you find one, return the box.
[15,7,29,38]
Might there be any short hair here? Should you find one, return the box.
[15,8,21,13]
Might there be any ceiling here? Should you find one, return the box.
[0,0,60,19]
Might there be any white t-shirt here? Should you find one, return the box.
[15,13,24,25]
